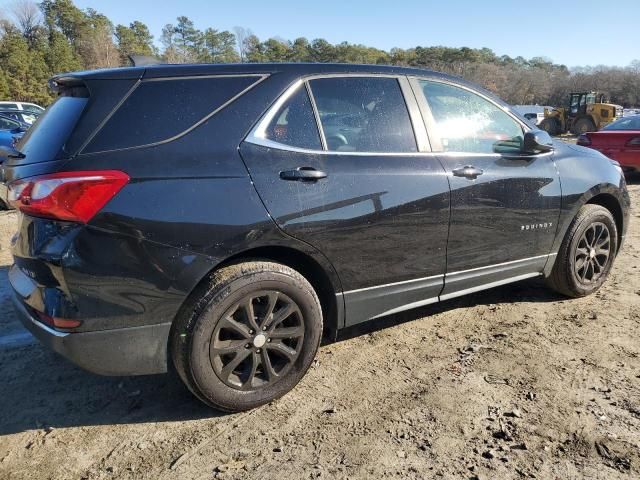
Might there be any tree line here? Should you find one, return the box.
[1,0,639,107]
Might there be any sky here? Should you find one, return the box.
[27,0,640,67]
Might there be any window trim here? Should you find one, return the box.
[408,76,531,155]
[246,73,430,156]
[80,74,270,156]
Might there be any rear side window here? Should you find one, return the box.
[85,75,261,153]
[309,77,417,153]
[264,85,322,150]
[0,116,20,129]
[15,96,88,162]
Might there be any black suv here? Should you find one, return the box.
[2,64,630,411]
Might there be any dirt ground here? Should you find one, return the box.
[0,180,639,480]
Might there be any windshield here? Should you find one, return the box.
[603,115,640,130]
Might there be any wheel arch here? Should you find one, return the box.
[545,184,627,277]
[172,244,344,348]
[585,192,624,252]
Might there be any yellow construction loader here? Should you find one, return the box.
[539,92,623,135]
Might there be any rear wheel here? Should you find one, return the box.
[572,117,596,135]
[546,204,618,297]
[539,117,559,136]
[171,261,323,411]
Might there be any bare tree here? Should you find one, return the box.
[233,26,251,62]
[9,0,42,44]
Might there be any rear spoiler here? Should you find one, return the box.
[48,77,89,97]
[128,54,163,67]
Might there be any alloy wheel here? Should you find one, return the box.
[574,222,611,284]
[210,291,305,390]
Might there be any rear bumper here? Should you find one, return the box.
[12,291,171,376]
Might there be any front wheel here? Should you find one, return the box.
[171,261,323,411]
[546,204,618,297]
[571,117,596,135]
[539,117,559,136]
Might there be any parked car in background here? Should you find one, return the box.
[578,115,640,175]
[513,105,552,126]
[0,114,27,209]
[0,109,40,126]
[0,114,27,147]
[2,63,630,412]
[0,101,44,114]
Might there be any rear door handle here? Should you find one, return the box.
[452,165,483,180]
[280,167,327,182]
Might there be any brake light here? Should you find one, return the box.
[8,170,129,223]
[626,136,640,147]
[577,134,591,146]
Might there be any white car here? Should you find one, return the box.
[0,101,44,124]
[512,105,552,127]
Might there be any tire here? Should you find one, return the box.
[546,204,618,298]
[171,261,323,412]
[571,117,596,135]
[539,118,559,136]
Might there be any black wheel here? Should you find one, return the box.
[539,117,559,136]
[571,117,596,135]
[171,261,323,411]
[546,204,618,297]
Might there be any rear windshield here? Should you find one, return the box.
[603,116,640,130]
[14,96,88,164]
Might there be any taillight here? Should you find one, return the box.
[626,136,640,147]
[35,311,82,329]
[577,134,591,146]
[8,170,129,223]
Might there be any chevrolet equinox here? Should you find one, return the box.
[1,63,630,411]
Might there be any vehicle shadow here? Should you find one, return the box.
[0,275,564,436]
[625,173,640,185]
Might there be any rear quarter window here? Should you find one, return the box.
[85,75,263,153]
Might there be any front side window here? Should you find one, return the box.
[419,80,524,154]
[264,85,322,150]
[309,77,417,153]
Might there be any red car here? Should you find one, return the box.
[577,115,640,175]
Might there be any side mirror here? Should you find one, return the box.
[522,130,554,154]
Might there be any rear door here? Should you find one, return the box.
[240,74,450,326]
[410,78,561,299]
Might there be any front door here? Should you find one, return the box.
[240,75,450,326]
[411,78,561,298]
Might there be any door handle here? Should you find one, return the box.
[452,165,484,180]
[279,167,327,182]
